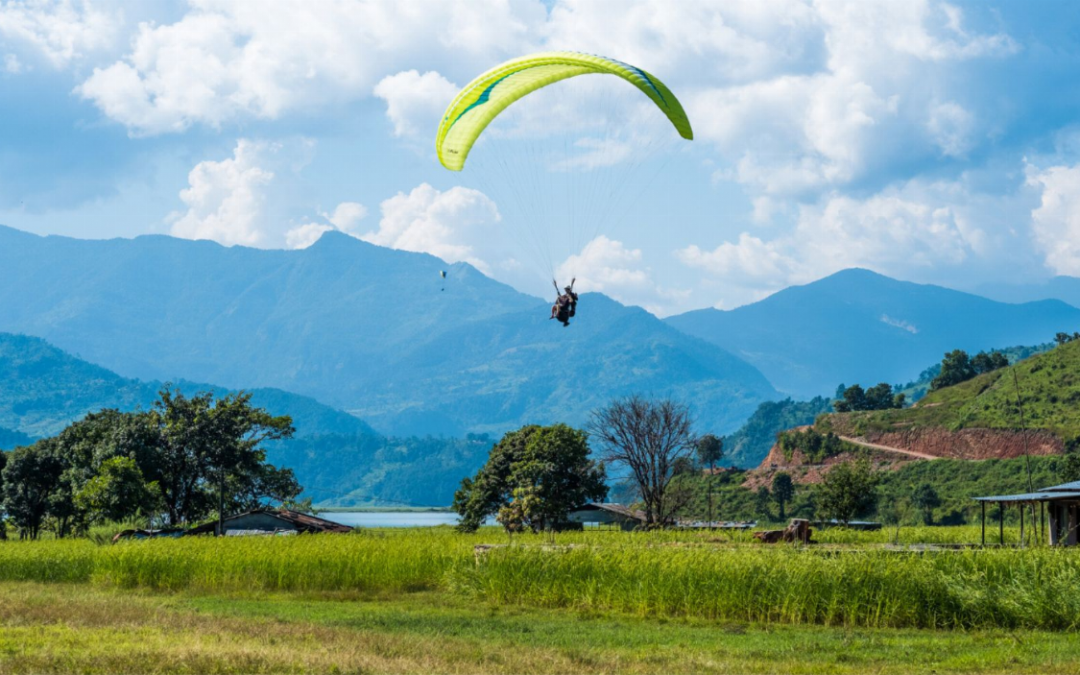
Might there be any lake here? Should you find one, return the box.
[322,511,463,528]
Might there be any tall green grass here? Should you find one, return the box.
[456,543,1080,629]
[1,527,1075,630]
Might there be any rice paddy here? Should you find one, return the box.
[1,525,1076,631]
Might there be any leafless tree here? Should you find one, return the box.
[588,396,697,527]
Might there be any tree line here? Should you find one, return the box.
[0,388,300,540]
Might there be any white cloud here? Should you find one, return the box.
[1027,162,1080,276]
[927,100,975,158]
[558,235,690,316]
[0,0,119,69]
[684,0,1014,197]
[168,139,276,247]
[362,183,501,271]
[284,222,334,250]
[3,53,22,73]
[76,0,544,135]
[284,201,369,249]
[678,183,991,304]
[374,70,458,138]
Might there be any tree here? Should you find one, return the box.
[930,350,975,391]
[771,472,794,520]
[910,482,941,525]
[754,486,773,521]
[1,440,66,539]
[833,384,865,413]
[454,424,607,533]
[147,388,295,527]
[817,459,880,525]
[75,456,158,524]
[0,450,6,540]
[589,396,697,528]
[696,434,723,526]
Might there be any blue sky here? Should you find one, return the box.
[3,0,1080,314]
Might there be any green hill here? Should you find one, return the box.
[824,339,1080,442]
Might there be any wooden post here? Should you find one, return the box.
[981,501,985,546]
[1041,502,1046,544]
[999,502,1004,546]
[1020,502,1025,547]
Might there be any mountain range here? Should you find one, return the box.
[0,331,489,505]
[665,269,1080,398]
[0,225,777,437]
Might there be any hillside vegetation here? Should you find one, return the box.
[824,339,1080,441]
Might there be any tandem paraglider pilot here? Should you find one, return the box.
[550,278,578,327]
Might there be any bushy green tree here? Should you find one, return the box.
[771,472,794,520]
[910,482,941,525]
[817,459,880,525]
[454,424,607,533]
[696,434,723,525]
[0,450,6,540]
[1,440,66,539]
[834,383,903,412]
[931,350,975,391]
[74,456,158,524]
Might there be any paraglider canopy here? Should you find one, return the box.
[436,51,692,171]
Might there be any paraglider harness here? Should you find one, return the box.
[550,278,578,327]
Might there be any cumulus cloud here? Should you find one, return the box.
[285,201,369,249]
[1027,162,1080,276]
[361,183,501,271]
[677,183,996,305]
[374,70,458,138]
[168,139,276,247]
[558,236,690,316]
[0,0,119,69]
[76,0,544,135]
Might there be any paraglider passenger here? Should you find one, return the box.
[550,278,578,327]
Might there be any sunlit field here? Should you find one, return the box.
[1,525,1074,632]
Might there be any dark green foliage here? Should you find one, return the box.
[1,440,66,539]
[0,388,301,536]
[754,486,772,520]
[453,425,606,532]
[771,472,794,520]
[696,434,723,468]
[897,343,1051,402]
[777,428,859,463]
[723,397,833,468]
[910,483,941,525]
[831,339,1080,440]
[833,383,903,412]
[817,459,880,525]
[930,349,1010,392]
[74,456,157,524]
[875,455,1070,525]
[696,434,723,524]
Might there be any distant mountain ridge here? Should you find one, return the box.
[0,331,487,505]
[0,332,374,439]
[666,269,1080,398]
[0,225,777,436]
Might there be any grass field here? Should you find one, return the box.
[3,581,1080,674]
[1,526,1076,636]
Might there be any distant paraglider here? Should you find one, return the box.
[440,270,447,291]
